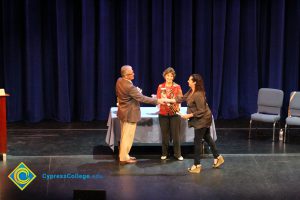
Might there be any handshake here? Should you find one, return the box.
[150,94,175,105]
[157,98,175,105]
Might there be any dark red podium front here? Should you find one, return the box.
[0,94,9,161]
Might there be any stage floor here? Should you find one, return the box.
[1,120,300,200]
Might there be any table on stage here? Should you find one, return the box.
[106,107,217,151]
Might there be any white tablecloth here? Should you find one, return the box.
[105,107,217,151]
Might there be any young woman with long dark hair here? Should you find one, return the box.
[165,74,224,173]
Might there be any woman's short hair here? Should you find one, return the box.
[162,67,176,78]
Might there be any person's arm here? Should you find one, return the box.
[175,89,191,103]
[128,85,165,105]
[156,85,161,99]
[164,89,190,103]
[174,85,183,111]
[128,85,158,105]
[177,86,183,98]
[174,85,183,102]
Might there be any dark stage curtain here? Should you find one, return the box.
[0,0,299,122]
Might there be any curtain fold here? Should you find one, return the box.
[172,0,193,93]
[211,0,226,118]
[24,0,44,121]
[238,0,259,117]
[2,0,25,120]
[0,0,299,122]
[219,0,240,119]
[268,0,285,88]
[55,0,72,121]
[96,0,117,120]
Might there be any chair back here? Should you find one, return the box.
[257,88,284,115]
[289,91,300,117]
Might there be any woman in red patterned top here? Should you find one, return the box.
[156,67,183,160]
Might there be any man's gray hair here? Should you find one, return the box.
[121,65,132,77]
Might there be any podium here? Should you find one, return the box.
[0,93,9,161]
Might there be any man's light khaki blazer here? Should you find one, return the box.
[116,77,157,123]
